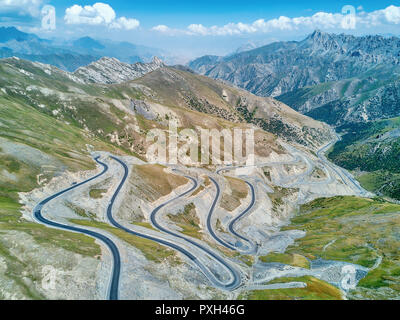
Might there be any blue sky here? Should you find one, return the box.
[47,1,396,26]
[1,1,400,58]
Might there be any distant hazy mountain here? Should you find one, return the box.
[0,27,99,71]
[0,27,174,72]
[72,36,106,50]
[232,40,273,54]
[188,55,222,75]
[189,30,400,126]
[60,36,170,65]
[0,26,40,43]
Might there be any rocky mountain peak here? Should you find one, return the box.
[188,30,400,127]
[151,56,165,67]
[308,29,325,39]
[74,56,164,84]
[301,29,341,51]
[96,56,121,64]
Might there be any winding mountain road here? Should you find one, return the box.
[216,136,365,194]
[214,167,257,254]
[211,135,365,255]
[207,176,239,252]
[227,180,257,254]
[316,137,366,194]
[33,135,360,298]
[106,157,242,291]
[34,156,121,300]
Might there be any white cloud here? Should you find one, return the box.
[110,17,140,30]
[65,3,115,25]
[381,5,400,24]
[187,24,208,35]
[0,0,43,17]
[361,5,400,26]
[152,5,400,36]
[65,2,139,30]
[151,25,171,33]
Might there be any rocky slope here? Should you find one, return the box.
[278,67,400,126]
[128,67,334,148]
[189,30,400,126]
[74,56,165,84]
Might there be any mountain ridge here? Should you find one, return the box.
[189,30,400,126]
[0,27,173,72]
[0,26,41,43]
[0,56,334,150]
[74,56,165,84]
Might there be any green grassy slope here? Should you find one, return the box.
[240,276,343,300]
[0,59,133,299]
[327,118,400,200]
[282,196,400,300]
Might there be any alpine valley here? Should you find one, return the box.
[190,30,400,201]
[0,27,399,301]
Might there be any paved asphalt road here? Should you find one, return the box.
[214,168,257,253]
[34,139,353,299]
[106,157,242,291]
[227,180,257,253]
[34,156,121,300]
[316,138,365,194]
[208,176,241,251]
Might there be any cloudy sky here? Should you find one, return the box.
[1,1,400,58]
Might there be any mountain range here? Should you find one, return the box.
[0,27,174,72]
[0,56,332,148]
[189,30,400,127]
[189,30,400,201]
